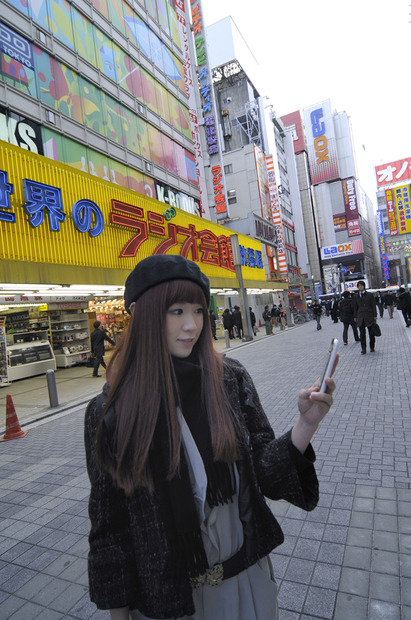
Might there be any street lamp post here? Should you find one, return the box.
[230,234,253,341]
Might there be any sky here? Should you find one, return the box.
[202,0,411,196]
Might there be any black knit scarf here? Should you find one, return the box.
[149,351,237,580]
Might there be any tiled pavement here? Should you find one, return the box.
[0,311,410,618]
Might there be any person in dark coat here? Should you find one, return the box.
[353,281,377,354]
[312,301,322,330]
[90,321,115,377]
[209,310,218,340]
[232,305,243,339]
[84,254,337,619]
[330,297,339,323]
[375,291,384,318]
[222,308,234,339]
[339,291,360,345]
[262,305,273,335]
[249,307,256,335]
[384,291,395,319]
[395,287,411,327]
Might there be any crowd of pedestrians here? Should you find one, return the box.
[308,284,411,354]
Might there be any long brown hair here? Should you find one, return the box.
[96,279,239,495]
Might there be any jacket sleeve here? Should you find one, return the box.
[84,398,137,610]
[230,360,319,511]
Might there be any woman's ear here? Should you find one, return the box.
[129,302,136,316]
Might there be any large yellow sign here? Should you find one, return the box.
[0,141,267,286]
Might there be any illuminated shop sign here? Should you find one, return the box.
[0,142,265,281]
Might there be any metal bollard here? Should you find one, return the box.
[46,369,59,408]
[225,329,230,348]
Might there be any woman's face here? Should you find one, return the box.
[166,302,204,358]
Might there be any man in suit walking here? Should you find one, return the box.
[353,281,377,354]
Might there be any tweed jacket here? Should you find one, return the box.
[84,357,319,618]
[353,290,377,327]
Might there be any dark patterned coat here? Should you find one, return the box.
[84,357,319,618]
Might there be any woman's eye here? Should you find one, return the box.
[195,307,204,314]
[168,308,182,315]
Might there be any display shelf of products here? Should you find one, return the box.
[49,310,91,367]
[6,341,56,381]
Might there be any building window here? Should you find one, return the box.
[227,189,236,205]
[224,164,233,174]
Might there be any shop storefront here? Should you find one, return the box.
[0,141,285,381]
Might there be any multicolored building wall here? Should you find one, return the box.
[0,0,200,210]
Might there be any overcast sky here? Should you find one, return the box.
[202,0,411,195]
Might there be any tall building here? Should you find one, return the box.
[375,155,411,286]
[283,100,380,294]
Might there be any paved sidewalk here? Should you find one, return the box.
[0,312,410,619]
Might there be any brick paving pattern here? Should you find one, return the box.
[0,311,410,618]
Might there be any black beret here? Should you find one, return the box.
[124,255,210,312]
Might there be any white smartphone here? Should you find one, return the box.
[319,338,339,393]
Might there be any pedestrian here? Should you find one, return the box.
[84,254,337,620]
[325,300,331,317]
[383,291,395,319]
[271,304,278,328]
[339,291,360,345]
[375,291,384,318]
[279,310,287,330]
[222,308,234,339]
[353,281,378,354]
[249,307,257,335]
[209,309,218,340]
[395,287,411,327]
[262,304,273,335]
[90,320,115,377]
[232,305,243,339]
[312,300,322,330]
[330,297,339,323]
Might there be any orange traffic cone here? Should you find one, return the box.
[0,394,28,441]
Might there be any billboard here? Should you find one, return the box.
[0,140,266,284]
[376,210,390,280]
[375,157,411,188]
[280,110,306,154]
[303,100,340,185]
[321,239,364,260]
[342,177,360,237]
[385,188,398,235]
[393,185,411,234]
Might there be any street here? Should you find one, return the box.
[0,311,410,619]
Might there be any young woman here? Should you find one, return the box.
[84,254,337,620]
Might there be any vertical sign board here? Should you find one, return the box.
[174,0,207,216]
[393,185,411,234]
[376,209,390,280]
[266,154,287,278]
[303,100,340,185]
[342,178,360,237]
[385,188,398,235]
[188,0,228,218]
